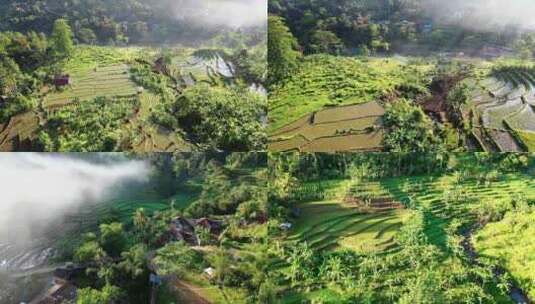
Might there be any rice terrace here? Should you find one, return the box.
[269,153,535,303]
[0,0,267,152]
[268,0,535,153]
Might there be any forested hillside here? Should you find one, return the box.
[2,153,270,304]
[0,0,264,45]
[268,0,535,56]
[0,0,267,152]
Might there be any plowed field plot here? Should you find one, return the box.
[268,101,385,152]
[0,112,39,151]
[466,70,535,151]
[44,64,138,108]
[506,105,535,131]
[488,129,523,152]
[287,200,407,254]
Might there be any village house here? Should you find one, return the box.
[54,74,70,87]
[36,283,77,304]
[422,99,447,122]
[152,57,169,74]
[31,263,83,304]
[195,218,223,235]
[167,217,200,245]
[158,216,226,247]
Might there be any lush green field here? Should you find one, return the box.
[516,130,535,151]
[268,55,432,133]
[474,210,535,299]
[269,101,385,152]
[277,169,535,303]
[287,199,407,253]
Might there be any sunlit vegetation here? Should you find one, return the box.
[39,96,139,152]
[269,153,535,303]
[268,55,431,133]
[268,0,535,152]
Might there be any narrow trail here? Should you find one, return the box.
[174,280,212,304]
[461,224,531,304]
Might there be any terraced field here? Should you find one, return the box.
[474,210,535,300]
[44,64,138,108]
[466,65,535,151]
[173,50,234,81]
[268,55,430,130]
[287,199,407,253]
[285,171,535,255]
[53,183,201,247]
[268,101,385,152]
[0,46,199,152]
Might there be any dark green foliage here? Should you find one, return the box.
[0,0,248,45]
[39,96,138,152]
[153,241,203,277]
[383,99,444,152]
[50,19,74,59]
[268,16,301,85]
[308,30,344,55]
[269,0,525,55]
[99,222,127,258]
[176,84,266,151]
[185,154,267,218]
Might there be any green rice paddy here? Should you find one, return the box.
[283,171,535,298]
[268,55,432,133]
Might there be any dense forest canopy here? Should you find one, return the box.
[268,0,535,56]
[0,0,266,45]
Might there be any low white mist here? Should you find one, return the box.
[424,0,535,32]
[172,0,267,28]
[0,154,149,243]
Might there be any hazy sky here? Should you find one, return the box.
[424,0,535,31]
[171,0,267,28]
[0,154,149,242]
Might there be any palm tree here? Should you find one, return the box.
[326,256,343,283]
[119,244,147,279]
[133,208,148,242]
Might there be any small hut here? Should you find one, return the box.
[169,217,199,245]
[54,74,70,87]
[422,99,447,122]
[153,57,168,74]
[195,218,223,235]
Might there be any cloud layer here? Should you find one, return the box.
[0,154,149,242]
[171,0,267,28]
[424,0,535,31]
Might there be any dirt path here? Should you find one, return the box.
[461,224,531,304]
[173,280,212,304]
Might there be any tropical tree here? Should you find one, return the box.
[77,284,123,304]
[50,19,74,59]
[308,30,344,55]
[133,208,149,242]
[268,16,301,85]
[119,244,148,279]
[99,222,127,257]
